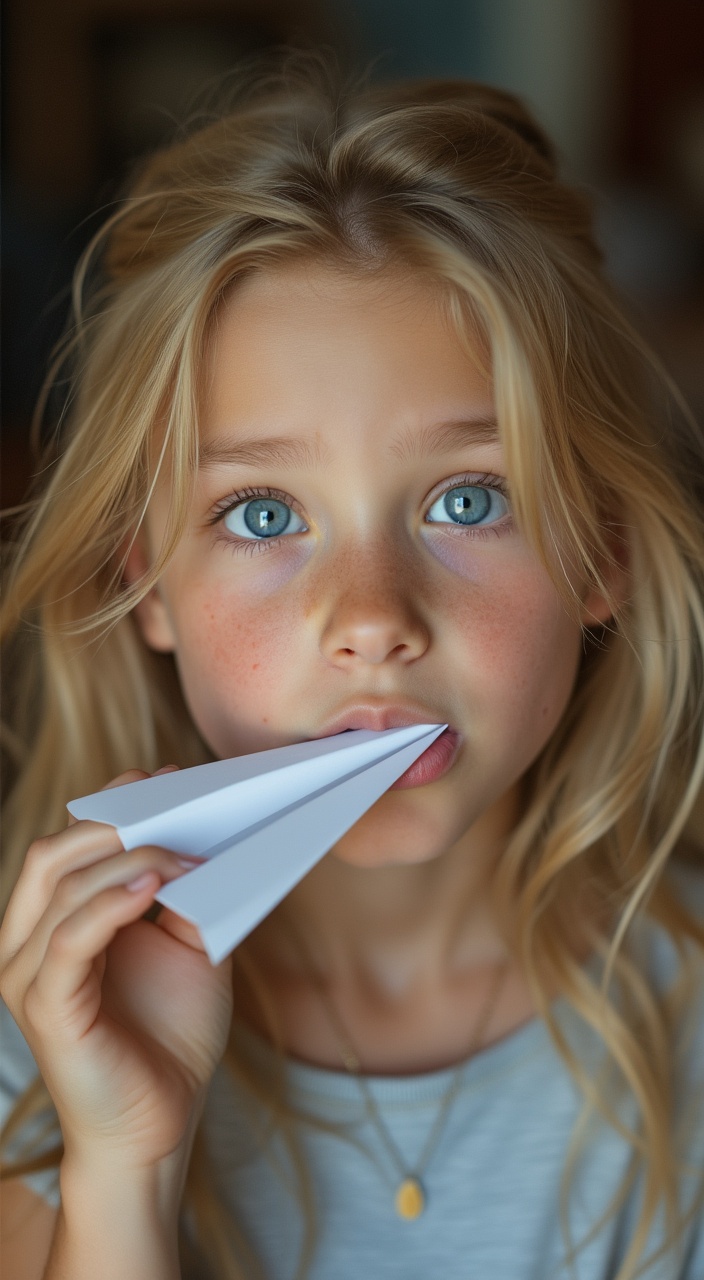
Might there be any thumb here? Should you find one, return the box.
[155,905,213,957]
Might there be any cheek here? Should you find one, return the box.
[165,558,303,752]
[439,545,583,736]
[202,594,284,682]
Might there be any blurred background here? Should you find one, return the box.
[3,0,703,507]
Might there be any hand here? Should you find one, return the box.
[0,769,234,1172]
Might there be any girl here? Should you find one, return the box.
[1,58,703,1280]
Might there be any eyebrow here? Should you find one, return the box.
[197,417,500,470]
[389,416,500,461]
[198,435,332,470]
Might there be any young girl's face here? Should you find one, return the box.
[134,262,613,869]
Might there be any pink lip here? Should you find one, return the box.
[390,726,461,789]
[317,703,447,737]
[314,704,462,790]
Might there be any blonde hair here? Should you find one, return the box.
[2,54,704,1280]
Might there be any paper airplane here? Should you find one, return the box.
[67,723,446,964]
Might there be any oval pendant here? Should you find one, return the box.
[395,1176,425,1219]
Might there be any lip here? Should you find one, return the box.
[316,702,455,739]
[314,703,462,790]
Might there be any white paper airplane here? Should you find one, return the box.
[67,723,446,964]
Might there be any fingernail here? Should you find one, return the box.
[176,855,203,870]
[126,871,158,893]
[153,764,180,775]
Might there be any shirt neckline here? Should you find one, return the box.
[228,960,598,1108]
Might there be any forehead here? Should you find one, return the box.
[201,261,497,456]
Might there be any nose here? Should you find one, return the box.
[318,562,430,670]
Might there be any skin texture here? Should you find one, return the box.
[127,262,625,1063]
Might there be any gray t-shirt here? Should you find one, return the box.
[2,864,703,1280]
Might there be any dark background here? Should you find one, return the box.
[3,0,703,508]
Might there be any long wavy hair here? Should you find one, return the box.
[2,54,704,1280]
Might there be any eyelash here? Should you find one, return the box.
[209,486,305,557]
[208,475,512,557]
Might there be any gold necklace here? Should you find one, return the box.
[280,912,511,1221]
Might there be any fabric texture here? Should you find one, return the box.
[1,863,703,1280]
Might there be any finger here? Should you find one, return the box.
[2,767,184,964]
[0,822,127,962]
[155,903,208,955]
[26,873,164,1027]
[13,846,197,988]
[101,768,151,791]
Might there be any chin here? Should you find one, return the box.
[327,802,453,869]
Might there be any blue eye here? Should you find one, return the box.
[223,497,306,539]
[426,484,508,527]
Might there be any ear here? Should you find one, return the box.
[122,532,177,653]
[579,522,631,628]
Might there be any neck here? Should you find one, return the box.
[233,786,603,1075]
[247,788,520,1001]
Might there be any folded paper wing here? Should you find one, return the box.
[67,723,446,964]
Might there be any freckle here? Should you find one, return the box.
[262,716,269,723]
[252,663,260,670]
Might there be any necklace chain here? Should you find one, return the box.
[280,911,511,1218]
